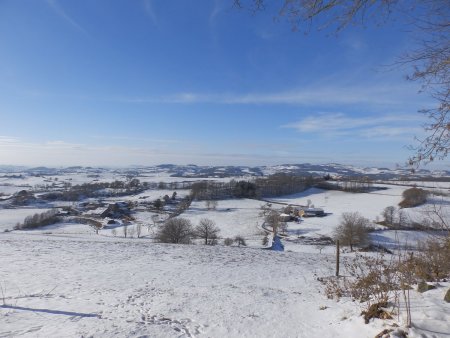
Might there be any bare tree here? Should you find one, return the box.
[234,0,450,166]
[210,200,218,210]
[280,221,288,235]
[205,200,212,210]
[156,218,194,244]
[333,212,370,251]
[136,223,142,238]
[204,200,218,210]
[265,210,281,235]
[122,224,128,238]
[382,206,397,226]
[195,218,221,245]
[397,209,409,228]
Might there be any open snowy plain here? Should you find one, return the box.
[1,167,449,337]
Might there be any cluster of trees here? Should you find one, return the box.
[189,174,315,201]
[254,174,315,197]
[190,180,257,200]
[399,187,429,208]
[381,206,410,228]
[316,178,373,193]
[155,217,221,245]
[39,179,147,201]
[261,207,288,235]
[14,209,59,230]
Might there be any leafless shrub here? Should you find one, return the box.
[234,236,247,247]
[414,237,450,281]
[323,253,398,324]
[323,236,450,326]
[224,237,234,246]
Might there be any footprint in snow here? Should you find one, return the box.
[143,315,203,338]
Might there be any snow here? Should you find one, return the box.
[1,231,449,337]
[0,232,381,338]
[182,199,265,239]
[0,168,449,337]
[269,186,406,238]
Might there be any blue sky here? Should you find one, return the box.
[0,0,439,168]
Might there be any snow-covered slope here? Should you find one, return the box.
[0,232,390,337]
[1,232,449,338]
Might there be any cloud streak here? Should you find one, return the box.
[143,0,159,27]
[46,0,88,35]
[110,81,429,109]
[282,112,425,141]
[0,137,302,167]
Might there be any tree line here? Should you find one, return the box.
[190,174,318,200]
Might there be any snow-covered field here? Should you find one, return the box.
[269,186,404,237]
[1,168,450,337]
[183,199,265,239]
[1,232,449,338]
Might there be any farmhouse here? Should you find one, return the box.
[100,202,131,219]
[303,208,325,217]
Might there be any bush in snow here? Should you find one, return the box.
[234,236,247,247]
[399,187,429,208]
[224,237,234,246]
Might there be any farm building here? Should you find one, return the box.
[303,208,325,217]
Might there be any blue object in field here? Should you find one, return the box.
[271,235,284,251]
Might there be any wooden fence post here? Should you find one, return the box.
[336,240,340,277]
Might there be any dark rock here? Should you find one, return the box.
[417,281,436,293]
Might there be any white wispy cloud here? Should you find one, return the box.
[110,81,428,109]
[209,0,224,25]
[282,112,425,141]
[46,0,88,35]
[0,137,306,167]
[90,135,180,144]
[143,0,159,27]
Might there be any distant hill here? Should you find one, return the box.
[0,163,448,181]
